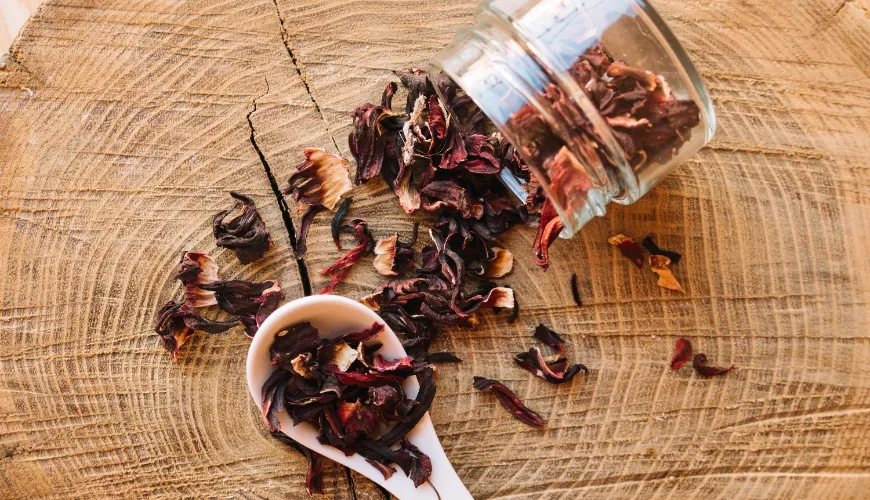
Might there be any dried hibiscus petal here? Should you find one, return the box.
[175,251,220,308]
[533,324,566,356]
[270,431,324,497]
[472,376,546,428]
[349,83,403,184]
[197,279,284,337]
[296,205,326,259]
[671,337,693,371]
[693,353,734,377]
[320,219,374,294]
[515,324,587,384]
[213,192,272,264]
[650,255,685,293]
[154,300,236,359]
[373,223,418,277]
[285,148,353,211]
[271,322,321,369]
[642,236,681,264]
[284,148,353,258]
[608,234,645,268]
[420,180,484,220]
[477,247,513,279]
[331,197,353,250]
[570,273,582,307]
[533,198,564,270]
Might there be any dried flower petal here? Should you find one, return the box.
[650,255,685,293]
[349,83,403,184]
[608,234,645,268]
[342,322,385,343]
[320,219,374,294]
[176,251,220,308]
[478,247,513,278]
[296,205,326,259]
[514,347,587,384]
[286,148,353,211]
[261,368,290,432]
[420,180,484,220]
[394,67,433,115]
[472,376,546,428]
[479,286,515,309]
[213,192,272,264]
[320,341,358,372]
[533,198,564,270]
[331,197,353,250]
[463,134,502,174]
[198,279,284,337]
[642,236,682,264]
[570,273,582,307]
[671,337,692,371]
[373,235,399,277]
[693,353,734,377]
[366,458,396,480]
[271,431,324,497]
[533,324,566,356]
[271,322,321,369]
[154,300,236,359]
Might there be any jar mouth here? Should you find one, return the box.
[430,0,716,237]
[429,24,619,237]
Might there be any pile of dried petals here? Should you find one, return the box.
[262,321,435,489]
[155,193,283,359]
[156,250,284,358]
[609,234,685,293]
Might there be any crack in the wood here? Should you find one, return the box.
[269,0,342,153]
[246,79,312,297]
[345,467,359,500]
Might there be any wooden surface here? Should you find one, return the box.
[1,0,869,499]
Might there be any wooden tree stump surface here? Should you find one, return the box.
[1,1,869,498]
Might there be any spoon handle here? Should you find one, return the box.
[411,414,474,500]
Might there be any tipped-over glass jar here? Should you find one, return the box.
[429,0,715,237]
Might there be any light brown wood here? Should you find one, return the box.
[1,0,869,499]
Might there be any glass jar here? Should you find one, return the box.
[429,0,715,237]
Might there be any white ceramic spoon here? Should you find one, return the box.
[246,295,474,500]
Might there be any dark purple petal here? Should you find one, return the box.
[473,376,546,428]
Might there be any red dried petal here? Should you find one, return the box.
[319,220,374,294]
[693,353,734,377]
[533,198,564,270]
[420,180,484,220]
[341,322,384,343]
[286,148,352,211]
[608,234,645,268]
[533,324,565,356]
[333,371,404,387]
[176,252,220,308]
[213,192,272,264]
[671,337,693,371]
[371,355,415,373]
[463,134,502,174]
[373,234,399,276]
[154,300,236,359]
[650,254,685,293]
[473,376,546,428]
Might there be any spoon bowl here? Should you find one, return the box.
[246,294,473,500]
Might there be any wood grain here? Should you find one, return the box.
[1,0,869,499]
